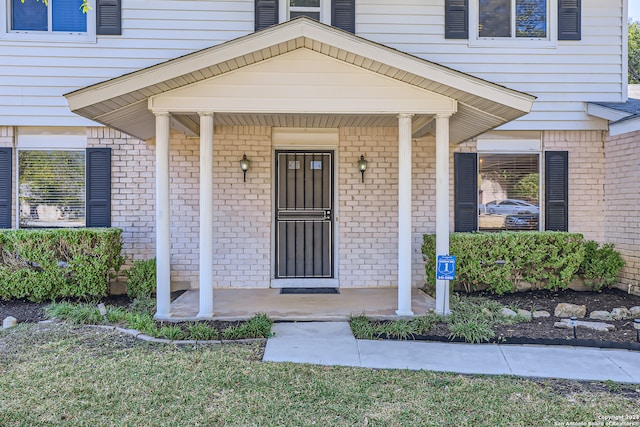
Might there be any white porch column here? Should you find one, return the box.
[435,113,452,315]
[397,113,414,316]
[155,112,171,319]
[198,112,215,318]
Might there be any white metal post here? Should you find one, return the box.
[435,113,452,315]
[397,113,414,316]
[155,112,171,319]
[198,112,215,318]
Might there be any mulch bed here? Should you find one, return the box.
[2,288,640,349]
[396,288,640,350]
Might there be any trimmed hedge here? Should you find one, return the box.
[578,240,626,292]
[125,258,156,300]
[0,228,124,302]
[422,232,586,294]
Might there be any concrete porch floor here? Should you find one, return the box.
[168,287,436,321]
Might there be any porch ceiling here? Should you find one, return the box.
[65,17,535,143]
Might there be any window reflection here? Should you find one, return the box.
[478,154,539,231]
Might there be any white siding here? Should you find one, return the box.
[0,0,254,126]
[357,0,624,131]
[0,0,625,131]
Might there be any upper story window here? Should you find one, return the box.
[444,0,581,44]
[12,0,87,33]
[2,0,121,42]
[255,0,355,33]
[289,0,321,21]
[479,0,547,39]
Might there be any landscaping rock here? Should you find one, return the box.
[611,307,631,320]
[517,309,532,320]
[554,319,615,332]
[629,306,640,318]
[501,307,518,317]
[554,303,586,318]
[2,316,17,329]
[532,310,550,318]
[589,310,612,321]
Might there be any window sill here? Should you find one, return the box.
[0,31,96,43]
[468,37,558,49]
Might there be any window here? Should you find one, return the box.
[12,0,87,33]
[2,129,112,230]
[478,154,540,231]
[444,0,580,42]
[289,0,320,21]
[454,143,568,232]
[255,0,354,33]
[1,0,121,41]
[478,0,547,39]
[19,150,86,228]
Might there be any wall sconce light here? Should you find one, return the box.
[358,155,368,183]
[239,154,250,182]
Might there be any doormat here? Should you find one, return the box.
[280,288,340,295]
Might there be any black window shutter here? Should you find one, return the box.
[454,152,477,232]
[445,0,468,39]
[558,0,581,40]
[332,0,355,33]
[86,148,111,227]
[0,148,12,229]
[545,151,568,231]
[96,0,121,35]
[255,0,279,31]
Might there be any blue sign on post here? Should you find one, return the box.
[436,255,457,281]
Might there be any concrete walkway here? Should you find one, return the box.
[263,322,640,383]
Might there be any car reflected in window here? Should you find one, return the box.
[484,199,539,215]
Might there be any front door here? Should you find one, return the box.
[275,151,333,278]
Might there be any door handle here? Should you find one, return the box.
[324,210,331,220]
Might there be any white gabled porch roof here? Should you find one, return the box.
[65,17,534,143]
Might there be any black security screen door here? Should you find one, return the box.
[276,151,333,278]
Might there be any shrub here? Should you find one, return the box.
[422,232,585,294]
[129,296,156,315]
[125,258,156,300]
[45,301,127,324]
[380,319,415,340]
[0,229,124,302]
[186,322,219,341]
[125,312,158,336]
[578,241,625,291]
[158,325,185,341]
[448,320,495,343]
[222,313,273,340]
[349,315,378,340]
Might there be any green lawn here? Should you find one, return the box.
[0,323,638,426]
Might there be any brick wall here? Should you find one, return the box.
[604,131,640,287]
[10,126,616,291]
[90,126,273,290]
[337,127,434,288]
[211,126,272,288]
[455,131,606,241]
[544,130,606,241]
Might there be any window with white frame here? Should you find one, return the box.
[289,0,321,20]
[255,0,354,33]
[16,128,87,228]
[453,132,570,233]
[18,150,86,228]
[478,0,548,39]
[445,0,580,42]
[5,0,96,41]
